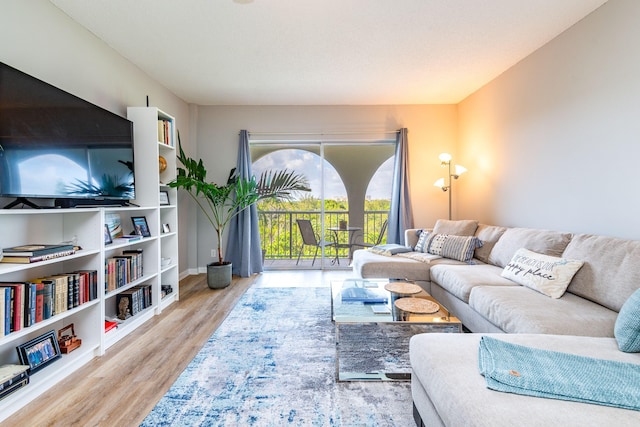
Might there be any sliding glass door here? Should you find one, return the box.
[250,138,395,269]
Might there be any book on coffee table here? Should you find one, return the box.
[341,286,388,304]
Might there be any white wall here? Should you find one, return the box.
[1,0,194,273]
[458,0,640,239]
[194,105,457,268]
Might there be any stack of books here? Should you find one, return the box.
[0,244,75,264]
[0,365,29,401]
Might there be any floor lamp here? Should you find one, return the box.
[433,153,467,220]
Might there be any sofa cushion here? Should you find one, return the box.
[488,227,572,268]
[501,248,584,299]
[564,233,640,312]
[474,224,507,263]
[469,285,617,336]
[410,334,640,427]
[614,289,640,353]
[430,264,516,303]
[422,234,483,262]
[432,219,478,236]
[351,249,463,282]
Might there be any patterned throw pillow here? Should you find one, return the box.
[414,230,431,252]
[501,248,584,298]
[614,288,640,353]
[423,233,483,262]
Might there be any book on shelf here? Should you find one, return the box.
[0,282,42,333]
[157,118,174,146]
[1,283,24,333]
[74,270,98,302]
[123,235,142,240]
[0,248,76,264]
[115,284,152,320]
[0,364,29,390]
[0,365,29,401]
[0,269,102,333]
[0,287,10,336]
[2,243,74,257]
[0,376,29,401]
[104,320,118,333]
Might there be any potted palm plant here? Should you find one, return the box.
[169,140,310,288]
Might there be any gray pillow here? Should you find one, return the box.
[474,224,507,263]
[432,219,479,236]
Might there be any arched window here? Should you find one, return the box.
[252,148,348,266]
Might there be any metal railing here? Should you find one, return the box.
[258,210,388,260]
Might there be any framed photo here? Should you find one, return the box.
[104,224,113,245]
[131,216,151,237]
[17,330,62,374]
[162,223,171,233]
[105,212,123,238]
[159,190,170,206]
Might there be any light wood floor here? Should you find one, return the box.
[4,270,351,427]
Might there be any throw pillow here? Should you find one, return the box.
[414,230,431,252]
[423,233,483,262]
[614,288,640,353]
[501,248,584,298]
[432,219,479,236]
[474,224,507,264]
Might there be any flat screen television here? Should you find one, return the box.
[0,62,135,209]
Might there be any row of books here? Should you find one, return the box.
[105,250,144,293]
[0,244,76,264]
[157,119,174,146]
[115,284,152,320]
[0,270,98,336]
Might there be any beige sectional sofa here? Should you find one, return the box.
[351,220,640,426]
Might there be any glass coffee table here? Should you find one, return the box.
[331,278,462,381]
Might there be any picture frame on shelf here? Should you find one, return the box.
[16,330,62,374]
[105,212,123,238]
[131,216,151,237]
[104,224,113,245]
[162,223,171,233]
[159,190,170,206]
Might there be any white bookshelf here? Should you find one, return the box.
[0,107,180,422]
[127,106,180,313]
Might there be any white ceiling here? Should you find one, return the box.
[51,0,608,106]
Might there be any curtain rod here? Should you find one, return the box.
[247,130,399,136]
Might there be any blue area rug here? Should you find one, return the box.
[141,286,413,426]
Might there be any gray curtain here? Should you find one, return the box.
[387,128,413,245]
[226,130,263,277]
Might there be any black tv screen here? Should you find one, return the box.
[0,62,134,207]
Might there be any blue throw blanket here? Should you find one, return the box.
[478,336,640,411]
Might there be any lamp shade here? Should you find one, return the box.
[438,153,452,163]
[454,164,467,176]
[433,178,446,189]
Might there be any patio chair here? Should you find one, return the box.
[295,219,337,266]
[350,219,388,254]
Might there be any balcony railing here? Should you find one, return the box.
[259,210,388,261]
